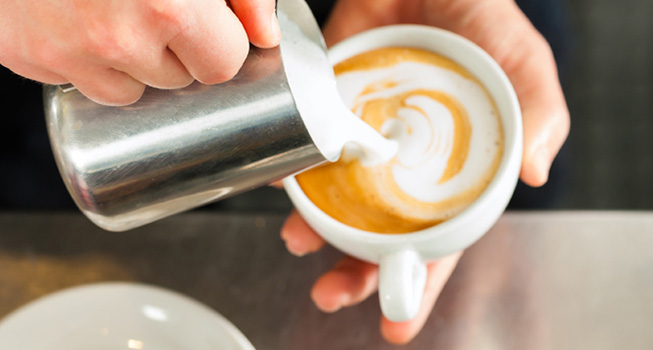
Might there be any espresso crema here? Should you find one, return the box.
[297,48,504,233]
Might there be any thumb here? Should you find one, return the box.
[322,0,570,187]
[518,76,570,187]
[466,3,570,187]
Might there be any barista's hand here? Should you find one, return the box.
[0,0,280,105]
[282,210,462,344]
[323,0,569,187]
[281,0,570,345]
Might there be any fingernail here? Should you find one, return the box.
[339,293,354,308]
[314,293,349,313]
[284,239,306,257]
[333,294,350,312]
[269,12,282,45]
[532,146,551,185]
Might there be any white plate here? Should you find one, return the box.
[0,282,255,350]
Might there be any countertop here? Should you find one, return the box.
[1,211,652,349]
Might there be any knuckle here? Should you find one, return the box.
[83,24,137,65]
[115,91,144,106]
[173,74,195,89]
[77,73,146,106]
[27,43,62,69]
[147,0,192,33]
[197,63,241,84]
[196,48,248,85]
[97,87,145,106]
[158,73,195,89]
[196,69,237,85]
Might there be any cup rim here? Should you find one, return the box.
[284,24,522,244]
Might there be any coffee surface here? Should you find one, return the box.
[297,48,504,233]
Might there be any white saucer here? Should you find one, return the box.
[0,282,255,350]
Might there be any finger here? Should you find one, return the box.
[311,256,378,312]
[229,0,281,48]
[168,1,249,84]
[482,3,569,186]
[69,68,146,106]
[3,62,69,85]
[281,210,325,256]
[513,49,570,187]
[114,48,194,90]
[269,180,283,188]
[380,251,463,345]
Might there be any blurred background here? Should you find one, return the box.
[0,0,651,212]
[561,0,652,209]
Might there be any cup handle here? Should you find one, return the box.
[378,249,427,322]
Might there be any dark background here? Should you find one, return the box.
[0,0,651,211]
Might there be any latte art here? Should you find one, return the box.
[297,48,504,233]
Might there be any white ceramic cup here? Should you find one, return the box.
[283,24,522,322]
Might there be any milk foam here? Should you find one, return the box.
[336,62,501,203]
[338,113,399,166]
[297,48,503,233]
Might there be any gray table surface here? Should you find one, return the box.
[1,211,652,349]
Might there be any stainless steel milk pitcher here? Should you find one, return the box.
[44,0,351,231]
